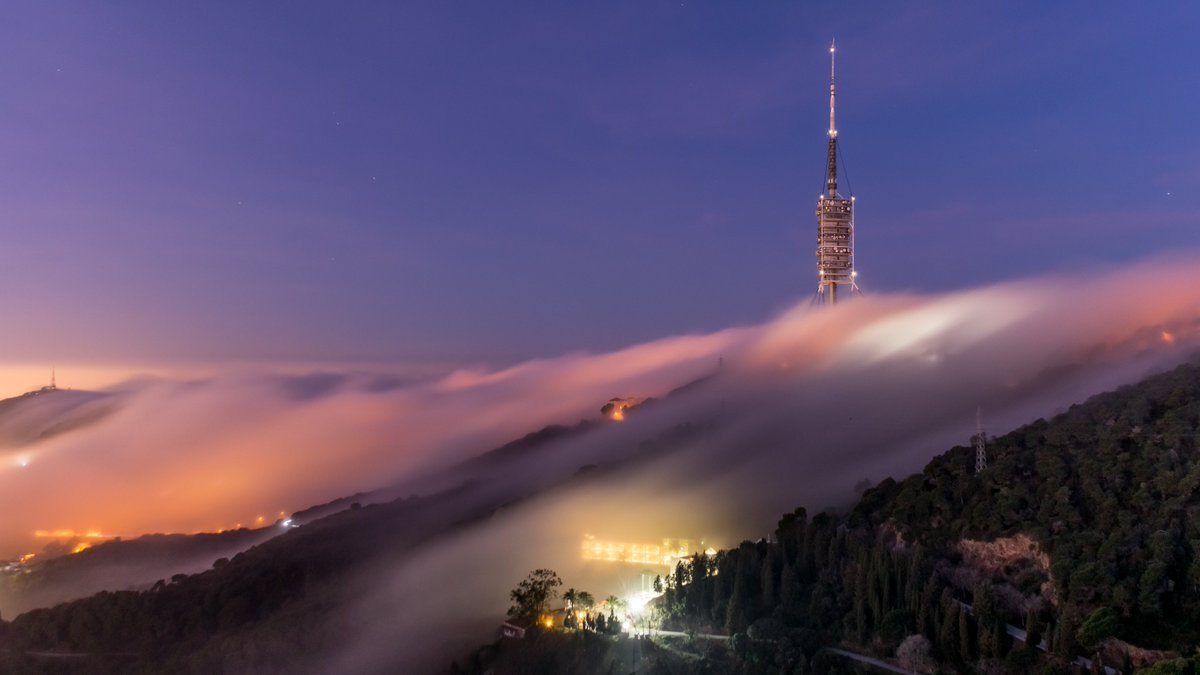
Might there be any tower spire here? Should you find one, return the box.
[826,40,838,197]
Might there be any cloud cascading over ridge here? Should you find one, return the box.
[3,256,1200,656]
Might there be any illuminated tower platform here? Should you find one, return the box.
[816,40,859,305]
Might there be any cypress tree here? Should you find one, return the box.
[958,605,974,662]
[854,570,869,643]
[761,546,781,610]
[780,562,801,616]
[939,601,961,662]
[918,574,941,640]
[1024,608,1042,655]
[992,618,1008,659]
[725,547,758,634]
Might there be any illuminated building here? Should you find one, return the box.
[816,40,859,305]
[601,397,642,421]
[580,535,694,567]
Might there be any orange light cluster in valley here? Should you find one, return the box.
[34,529,115,540]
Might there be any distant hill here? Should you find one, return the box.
[0,528,279,619]
[0,483,503,673]
[0,387,117,450]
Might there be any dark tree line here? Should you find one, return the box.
[658,507,1036,673]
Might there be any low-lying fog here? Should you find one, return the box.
[4,255,1200,670]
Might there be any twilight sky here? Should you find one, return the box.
[1,2,1197,380]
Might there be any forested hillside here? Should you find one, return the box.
[861,359,1200,651]
[632,362,1200,673]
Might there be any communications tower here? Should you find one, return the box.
[973,408,988,474]
[816,40,859,305]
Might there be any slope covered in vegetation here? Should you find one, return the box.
[606,361,1200,673]
[861,358,1200,650]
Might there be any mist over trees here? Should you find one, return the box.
[7,358,1200,672]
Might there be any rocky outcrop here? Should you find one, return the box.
[950,534,1055,611]
[957,534,1049,576]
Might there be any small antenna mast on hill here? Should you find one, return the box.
[51,367,57,390]
[974,407,987,473]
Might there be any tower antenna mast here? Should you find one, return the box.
[827,38,837,196]
[815,39,859,305]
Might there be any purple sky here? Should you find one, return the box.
[1,2,1197,369]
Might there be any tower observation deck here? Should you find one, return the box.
[816,40,859,305]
